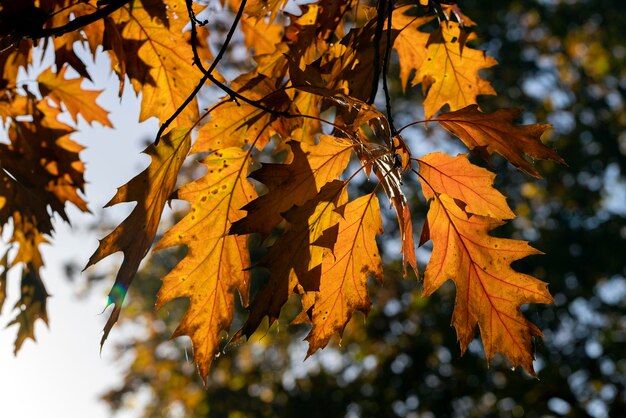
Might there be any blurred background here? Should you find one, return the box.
[3,1,626,417]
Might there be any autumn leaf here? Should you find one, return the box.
[192,74,292,153]
[391,8,433,90]
[306,192,384,355]
[420,193,553,375]
[86,128,191,346]
[230,136,353,238]
[38,66,112,127]
[235,180,346,340]
[240,16,283,56]
[155,147,256,381]
[110,0,206,125]
[7,264,49,354]
[418,152,515,220]
[415,21,497,119]
[436,105,565,178]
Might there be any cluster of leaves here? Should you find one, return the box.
[0,0,563,379]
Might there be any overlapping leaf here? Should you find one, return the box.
[155,147,256,381]
[236,180,347,340]
[109,0,206,124]
[306,192,384,354]
[436,105,565,178]
[230,136,353,237]
[193,74,293,153]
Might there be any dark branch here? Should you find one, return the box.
[27,0,131,40]
[382,0,396,135]
[368,0,388,105]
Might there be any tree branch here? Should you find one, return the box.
[382,0,396,135]
[27,0,131,40]
[368,0,388,105]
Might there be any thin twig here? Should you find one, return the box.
[156,0,250,144]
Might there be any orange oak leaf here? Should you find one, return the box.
[235,180,346,340]
[418,152,515,220]
[230,136,353,237]
[415,21,497,119]
[306,192,384,355]
[110,0,205,125]
[420,193,553,375]
[154,147,256,381]
[391,8,433,90]
[86,128,191,347]
[38,66,112,127]
[436,105,565,178]
[235,0,289,20]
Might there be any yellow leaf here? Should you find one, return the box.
[306,192,384,355]
[38,66,112,127]
[391,8,433,90]
[193,74,292,153]
[86,128,191,346]
[418,152,515,219]
[155,147,256,381]
[436,105,565,178]
[422,194,553,375]
[415,22,497,119]
[241,16,283,56]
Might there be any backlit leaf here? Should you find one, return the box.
[155,147,256,381]
[418,152,515,219]
[306,192,384,355]
[415,21,497,119]
[230,136,353,237]
[38,66,112,127]
[420,193,553,375]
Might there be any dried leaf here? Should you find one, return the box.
[436,105,565,178]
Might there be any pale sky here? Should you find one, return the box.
[0,46,157,418]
